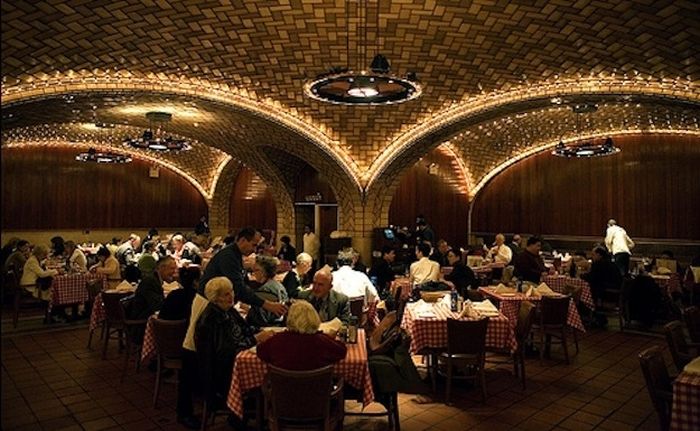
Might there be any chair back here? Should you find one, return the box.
[501,265,514,283]
[682,306,700,343]
[394,286,407,322]
[638,346,672,430]
[4,268,19,290]
[515,301,536,342]
[368,311,398,355]
[85,278,104,300]
[539,295,570,326]
[265,364,336,426]
[663,320,693,370]
[349,296,364,319]
[152,318,187,359]
[102,291,130,324]
[446,318,489,355]
[564,284,582,303]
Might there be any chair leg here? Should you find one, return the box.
[539,330,545,363]
[87,329,94,349]
[430,353,437,393]
[102,324,110,359]
[561,330,569,365]
[153,357,161,408]
[13,289,20,328]
[392,392,400,431]
[573,329,579,354]
[200,400,208,431]
[445,358,452,405]
[519,351,526,390]
[135,346,142,373]
[121,336,131,383]
[479,366,487,403]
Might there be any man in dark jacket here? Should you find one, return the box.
[369,246,397,300]
[130,255,177,320]
[581,246,622,305]
[513,236,548,283]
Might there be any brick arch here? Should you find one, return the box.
[207,158,242,232]
[364,91,700,229]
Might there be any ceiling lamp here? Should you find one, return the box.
[304,0,422,105]
[124,111,191,152]
[76,148,132,163]
[552,103,621,158]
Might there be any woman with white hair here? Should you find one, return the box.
[281,252,313,299]
[195,277,273,413]
[21,244,60,301]
[257,300,346,370]
[246,255,288,327]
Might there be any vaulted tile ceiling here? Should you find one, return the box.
[2,0,699,205]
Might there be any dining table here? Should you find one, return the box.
[478,286,586,332]
[400,300,517,354]
[670,356,700,431]
[226,329,374,418]
[47,272,106,313]
[541,274,595,311]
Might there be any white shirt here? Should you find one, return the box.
[605,225,635,255]
[303,232,320,261]
[331,265,378,306]
[409,257,441,285]
[68,249,87,272]
[488,244,512,264]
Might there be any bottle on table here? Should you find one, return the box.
[347,316,358,344]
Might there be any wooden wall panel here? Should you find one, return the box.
[472,134,700,240]
[1,147,207,229]
[229,167,277,231]
[294,164,336,203]
[388,149,470,248]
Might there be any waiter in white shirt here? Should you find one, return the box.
[605,219,635,276]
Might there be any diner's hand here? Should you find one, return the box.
[263,300,288,316]
[255,329,276,344]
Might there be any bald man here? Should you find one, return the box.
[298,270,351,324]
[488,233,513,265]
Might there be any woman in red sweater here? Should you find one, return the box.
[256,300,347,370]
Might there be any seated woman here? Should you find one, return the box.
[257,300,346,370]
[21,245,60,301]
[281,252,312,299]
[246,255,289,327]
[195,277,273,409]
[443,249,476,297]
[90,246,121,289]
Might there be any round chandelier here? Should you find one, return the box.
[552,103,621,158]
[76,147,132,163]
[304,0,422,105]
[124,111,191,152]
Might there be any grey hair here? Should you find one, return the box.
[286,300,321,334]
[255,255,279,279]
[296,252,312,265]
[204,277,233,302]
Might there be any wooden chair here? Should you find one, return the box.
[438,318,489,404]
[348,296,366,328]
[86,279,105,349]
[682,306,700,343]
[5,268,50,328]
[662,320,699,372]
[100,291,131,359]
[532,295,575,364]
[119,296,148,381]
[512,301,536,389]
[151,318,187,407]
[264,364,344,431]
[638,346,673,431]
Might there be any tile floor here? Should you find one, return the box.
[1,320,672,431]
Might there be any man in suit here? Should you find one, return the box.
[130,255,177,320]
[298,270,350,324]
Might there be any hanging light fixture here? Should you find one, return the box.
[552,103,621,158]
[304,0,422,105]
[76,147,132,163]
[124,111,191,152]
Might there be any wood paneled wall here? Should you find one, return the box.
[1,147,207,229]
[472,134,700,240]
[294,164,336,203]
[229,167,277,231]
[388,149,470,248]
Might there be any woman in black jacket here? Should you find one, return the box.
[444,249,476,297]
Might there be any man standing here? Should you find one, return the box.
[298,270,351,324]
[512,236,548,284]
[605,219,635,276]
[302,224,321,271]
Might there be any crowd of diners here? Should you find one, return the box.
[2,218,700,429]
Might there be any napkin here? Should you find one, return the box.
[684,357,700,375]
[162,281,181,293]
[494,283,516,294]
[459,301,480,319]
[656,267,672,275]
[115,280,135,292]
[472,299,500,316]
[413,300,438,318]
[319,318,342,335]
[524,286,540,298]
[536,282,556,296]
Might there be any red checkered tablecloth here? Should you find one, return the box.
[652,274,682,298]
[89,293,105,332]
[670,370,700,431]
[226,329,374,418]
[391,277,412,301]
[401,302,517,354]
[478,287,585,332]
[49,273,106,312]
[140,315,158,364]
[541,275,595,311]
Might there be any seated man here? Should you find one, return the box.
[331,249,378,307]
[429,239,450,267]
[298,270,351,324]
[409,243,441,285]
[130,256,178,320]
[486,233,512,265]
[369,246,397,300]
[581,246,622,305]
[257,300,346,370]
[512,236,548,284]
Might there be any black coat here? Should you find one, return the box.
[130,275,164,320]
[445,263,477,296]
[159,288,196,321]
[281,270,305,299]
[195,304,256,405]
[199,243,264,307]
